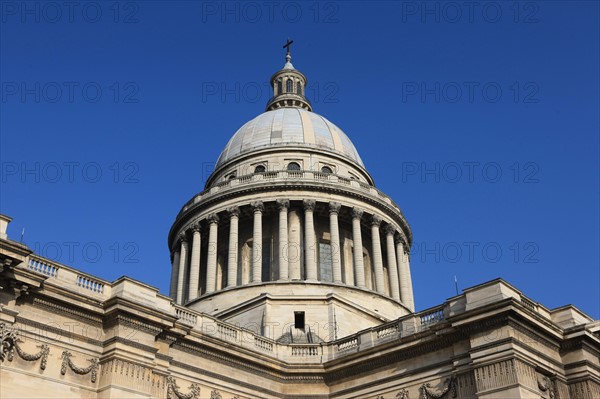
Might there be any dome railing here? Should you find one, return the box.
[177,169,404,219]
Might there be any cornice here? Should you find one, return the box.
[31,295,103,324]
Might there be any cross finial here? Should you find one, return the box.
[283,38,294,56]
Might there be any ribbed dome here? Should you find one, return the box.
[216,108,364,168]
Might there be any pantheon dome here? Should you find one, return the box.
[168,46,413,341]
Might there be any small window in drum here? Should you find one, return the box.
[254,165,266,173]
[294,311,305,329]
[287,162,301,171]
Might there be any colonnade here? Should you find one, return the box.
[169,200,414,311]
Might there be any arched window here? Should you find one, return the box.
[254,165,266,173]
[287,162,301,171]
[286,78,293,93]
[226,174,236,181]
[320,166,333,174]
[277,80,282,95]
[296,82,303,96]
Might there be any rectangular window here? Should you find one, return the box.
[261,239,272,282]
[294,311,305,329]
[319,242,333,282]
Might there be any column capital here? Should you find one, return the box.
[303,199,316,211]
[251,201,264,213]
[227,206,240,217]
[383,224,396,236]
[178,232,188,244]
[370,214,382,227]
[329,202,341,214]
[395,234,410,253]
[394,233,407,245]
[207,213,220,225]
[190,222,201,233]
[276,199,290,211]
[351,207,364,219]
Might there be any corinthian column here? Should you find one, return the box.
[370,215,385,294]
[169,248,180,300]
[384,225,400,301]
[303,199,317,281]
[277,199,290,280]
[205,213,219,294]
[396,236,415,311]
[227,207,240,287]
[396,237,415,312]
[329,202,342,283]
[176,233,188,305]
[188,223,201,300]
[352,207,366,288]
[288,208,301,280]
[251,201,264,283]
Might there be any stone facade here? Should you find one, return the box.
[1,50,598,398]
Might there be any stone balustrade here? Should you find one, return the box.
[27,254,111,297]
[177,170,404,219]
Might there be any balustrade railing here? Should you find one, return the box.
[375,321,400,340]
[175,306,198,326]
[217,322,238,341]
[290,345,319,357]
[254,336,274,352]
[418,305,445,327]
[28,257,59,277]
[76,275,105,294]
[336,336,359,352]
[520,295,538,312]
[178,170,404,219]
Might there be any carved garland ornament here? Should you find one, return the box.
[538,376,555,399]
[166,376,201,399]
[396,388,410,399]
[211,390,222,399]
[374,388,411,399]
[0,323,50,370]
[419,376,457,399]
[61,351,99,383]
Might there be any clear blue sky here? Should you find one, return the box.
[1,1,598,318]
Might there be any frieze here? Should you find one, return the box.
[14,316,104,346]
[474,359,518,393]
[61,350,99,383]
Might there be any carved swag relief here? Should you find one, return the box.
[0,322,50,371]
